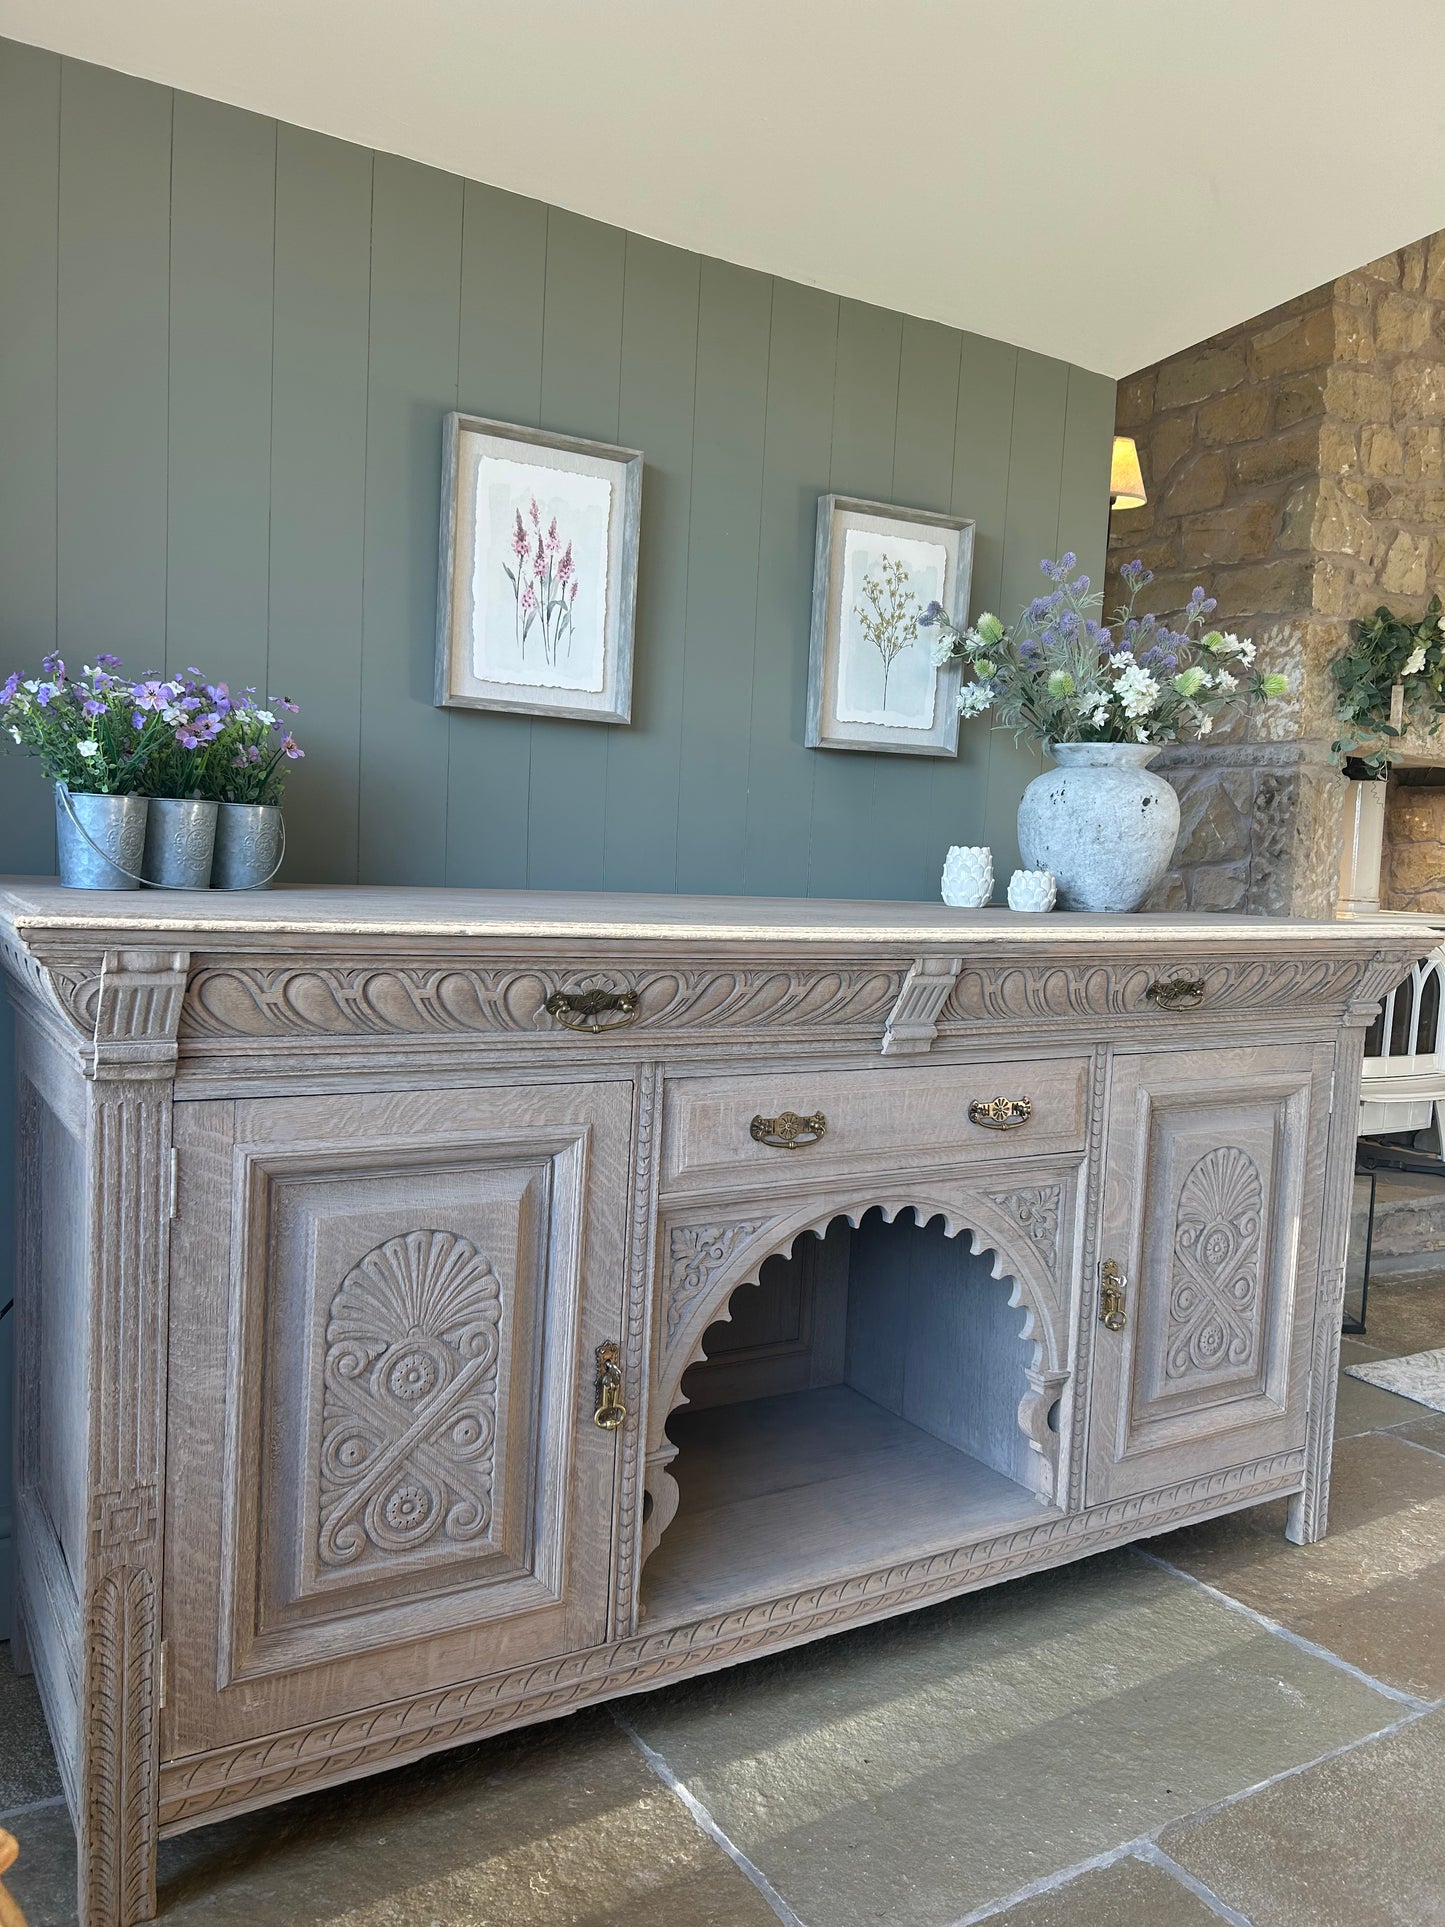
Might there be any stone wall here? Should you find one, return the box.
[1107,232,1445,914]
[1384,774,1445,912]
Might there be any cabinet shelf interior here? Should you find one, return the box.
[641,1209,1053,1626]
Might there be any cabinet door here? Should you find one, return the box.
[163,1080,632,1756]
[1087,1044,1330,1506]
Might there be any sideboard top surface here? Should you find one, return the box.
[0,880,1436,958]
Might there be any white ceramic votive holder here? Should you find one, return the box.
[1008,867,1057,912]
[941,844,993,908]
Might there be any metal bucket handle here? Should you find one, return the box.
[58,786,286,891]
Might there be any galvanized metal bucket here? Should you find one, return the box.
[54,786,150,890]
[211,803,285,890]
[141,796,218,890]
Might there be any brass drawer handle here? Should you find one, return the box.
[594,1341,627,1430]
[1146,973,1206,1011]
[750,1110,828,1150]
[967,1095,1033,1131]
[1099,1259,1127,1331]
[544,986,641,1033]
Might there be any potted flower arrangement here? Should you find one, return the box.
[1,654,302,889]
[921,556,1288,911]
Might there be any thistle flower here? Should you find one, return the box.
[1260,673,1288,698]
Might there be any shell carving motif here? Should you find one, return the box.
[1167,1147,1264,1380]
[318,1230,504,1568]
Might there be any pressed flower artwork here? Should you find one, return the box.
[437,415,642,723]
[835,531,949,729]
[806,496,975,756]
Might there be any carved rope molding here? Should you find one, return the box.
[612,1066,663,1635]
[181,962,904,1041]
[157,1447,1305,1830]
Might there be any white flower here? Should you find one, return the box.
[1216,632,1255,664]
[957,682,995,718]
[1402,644,1428,677]
[932,637,956,667]
[1133,725,1149,742]
[255,709,276,726]
[1090,703,1111,727]
[77,739,101,758]
[7,726,21,744]
[1212,668,1238,693]
[1113,662,1161,719]
[1196,713,1214,736]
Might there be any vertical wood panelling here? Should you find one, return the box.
[0,42,61,867]
[358,155,462,883]
[0,44,1115,909]
[876,316,965,901]
[165,96,275,692]
[606,237,701,893]
[986,350,1071,878]
[56,60,172,667]
[525,211,626,889]
[810,300,904,901]
[675,261,772,895]
[446,183,548,888]
[742,282,839,898]
[268,125,373,883]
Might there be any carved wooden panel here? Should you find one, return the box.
[162,1079,632,1756]
[941,954,1378,1028]
[1087,1043,1330,1505]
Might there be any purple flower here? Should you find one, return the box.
[34,683,57,707]
[511,509,529,559]
[130,679,174,713]
[82,697,105,717]
[96,652,122,668]
[557,540,575,585]
[1059,552,1077,572]
[275,697,299,714]
[532,538,546,577]
[0,674,18,706]
[42,652,65,679]
[545,516,560,555]
[280,735,304,760]
[918,600,943,627]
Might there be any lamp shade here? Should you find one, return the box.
[1110,435,1146,510]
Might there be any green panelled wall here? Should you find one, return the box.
[0,39,1116,1628]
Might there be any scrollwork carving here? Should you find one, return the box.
[984,1186,1062,1278]
[665,1221,768,1347]
[944,956,1371,1026]
[318,1230,504,1569]
[1167,1147,1264,1379]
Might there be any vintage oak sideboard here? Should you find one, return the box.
[0,882,1429,1927]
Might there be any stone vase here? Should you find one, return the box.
[1017,742,1180,913]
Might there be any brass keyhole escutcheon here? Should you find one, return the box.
[750,1110,828,1150]
[594,1341,627,1430]
[1099,1259,1127,1332]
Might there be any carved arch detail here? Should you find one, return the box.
[643,1184,1074,1566]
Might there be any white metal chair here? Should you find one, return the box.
[1359,945,1445,1145]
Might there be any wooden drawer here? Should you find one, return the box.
[661,1056,1090,1194]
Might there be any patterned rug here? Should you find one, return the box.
[1345,1346,1445,1413]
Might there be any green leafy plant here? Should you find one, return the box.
[1332,594,1445,776]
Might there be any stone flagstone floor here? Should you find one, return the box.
[6,1276,1445,1926]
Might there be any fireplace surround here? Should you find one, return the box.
[0,881,1430,1927]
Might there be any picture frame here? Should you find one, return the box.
[435,412,643,723]
[805,495,975,756]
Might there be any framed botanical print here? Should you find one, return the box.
[805,495,975,755]
[435,413,643,723]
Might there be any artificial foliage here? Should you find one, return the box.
[1331,594,1445,777]
[922,557,1286,748]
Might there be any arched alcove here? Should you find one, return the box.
[639,1206,1066,1626]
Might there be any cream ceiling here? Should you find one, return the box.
[5,0,1445,376]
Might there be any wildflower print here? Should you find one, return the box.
[502,500,584,667]
[852,554,922,707]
